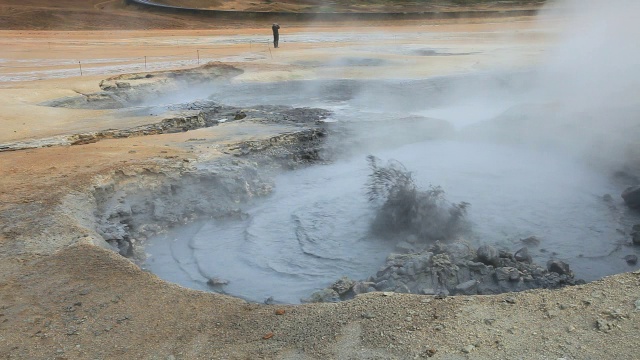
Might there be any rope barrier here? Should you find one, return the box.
[0,40,279,81]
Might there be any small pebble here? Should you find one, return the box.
[434,292,447,300]
[462,345,475,353]
[361,312,376,319]
[424,348,437,357]
[504,297,516,304]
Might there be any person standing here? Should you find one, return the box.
[272,23,280,48]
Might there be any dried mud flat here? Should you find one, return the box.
[1,22,640,360]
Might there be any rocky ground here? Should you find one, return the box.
[2,15,640,360]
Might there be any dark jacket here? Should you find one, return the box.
[272,24,280,36]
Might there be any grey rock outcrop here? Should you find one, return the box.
[311,242,582,302]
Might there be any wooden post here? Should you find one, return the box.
[78,61,83,76]
[144,56,147,70]
[197,50,200,65]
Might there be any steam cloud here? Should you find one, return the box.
[537,0,640,110]
[466,0,640,173]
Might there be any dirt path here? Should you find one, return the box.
[1,18,640,360]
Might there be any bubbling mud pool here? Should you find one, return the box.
[143,76,640,303]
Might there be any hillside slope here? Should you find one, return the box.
[0,0,204,30]
[0,0,543,30]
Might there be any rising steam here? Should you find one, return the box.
[464,0,640,174]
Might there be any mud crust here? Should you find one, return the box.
[91,125,328,258]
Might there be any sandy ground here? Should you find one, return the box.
[0,20,550,142]
[2,17,640,360]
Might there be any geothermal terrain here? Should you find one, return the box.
[1,1,640,359]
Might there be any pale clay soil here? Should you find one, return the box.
[1,18,640,360]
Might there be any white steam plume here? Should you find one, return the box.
[465,0,640,174]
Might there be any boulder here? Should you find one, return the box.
[547,260,572,276]
[454,280,478,295]
[495,267,519,282]
[301,289,340,303]
[330,277,356,295]
[476,244,500,266]
[622,185,640,208]
[446,242,476,265]
[514,247,532,263]
[375,279,395,291]
[352,281,375,295]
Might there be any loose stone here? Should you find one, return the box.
[361,312,376,319]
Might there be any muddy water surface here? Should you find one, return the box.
[144,76,640,303]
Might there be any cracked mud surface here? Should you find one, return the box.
[1,20,640,360]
